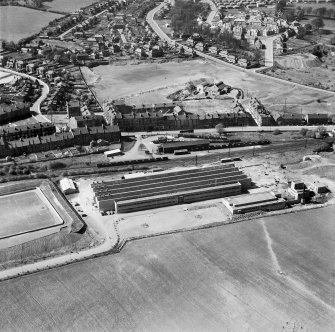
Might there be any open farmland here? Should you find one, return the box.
[0,206,334,331]
[88,60,335,116]
[0,7,62,42]
[43,0,98,13]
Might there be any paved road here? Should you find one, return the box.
[259,35,279,67]
[0,68,50,123]
[203,0,217,25]
[146,4,335,97]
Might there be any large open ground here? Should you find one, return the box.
[0,206,333,331]
[0,189,63,239]
[0,7,62,42]
[43,0,98,13]
[88,60,335,116]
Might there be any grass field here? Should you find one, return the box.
[43,0,98,12]
[0,206,333,331]
[0,189,62,239]
[88,60,335,115]
[0,7,62,42]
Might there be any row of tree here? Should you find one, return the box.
[300,6,335,19]
[170,0,210,35]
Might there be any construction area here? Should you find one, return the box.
[91,164,252,213]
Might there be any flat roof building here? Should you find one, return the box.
[92,164,251,212]
[59,178,77,195]
[222,191,286,214]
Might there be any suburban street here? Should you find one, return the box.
[0,67,50,123]
[146,3,335,96]
[59,9,107,40]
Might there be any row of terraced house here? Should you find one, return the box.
[0,124,121,157]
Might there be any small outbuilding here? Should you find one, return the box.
[59,178,77,195]
[104,148,122,157]
[309,182,328,194]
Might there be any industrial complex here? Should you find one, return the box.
[92,163,252,213]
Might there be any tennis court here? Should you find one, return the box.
[0,189,63,239]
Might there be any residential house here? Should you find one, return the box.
[134,48,146,58]
[208,46,220,55]
[69,115,105,129]
[275,113,305,126]
[305,113,329,125]
[67,100,81,117]
[0,122,56,141]
[219,50,229,59]
[0,102,31,125]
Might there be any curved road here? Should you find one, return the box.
[203,0,217,25]
[0,67,50,123]
[146,4,335,96]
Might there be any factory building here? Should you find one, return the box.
[222,191,286,214]
[59,178,77,195]
[92,164,252,213]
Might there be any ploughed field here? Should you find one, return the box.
[0,207,334,331]
[0,7,62,42]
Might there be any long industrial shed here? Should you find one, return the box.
[92,164,252,213]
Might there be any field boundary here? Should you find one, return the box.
[0,199,333,282]
[114,200,335,252]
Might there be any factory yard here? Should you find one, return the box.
[0,207,333,331]
[88,60,335,115]
[0,189,62,239]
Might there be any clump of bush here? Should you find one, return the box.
[273,129,282,135]
[313,142,331,153]
[48,161,67,170]
[0,164,31,177]
[300,128,308,136]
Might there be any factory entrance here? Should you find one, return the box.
[178,195,184,204]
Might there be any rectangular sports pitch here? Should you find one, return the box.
[0,189,63,239]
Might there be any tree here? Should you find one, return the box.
[296,8,305,21]
[305,7,313,15]
[296,26,306,39]
[275,0,286,14]
[311,17,324,30]
[253,49,262,62]
[304,23,313,32]
[284,8,296,23]
[315,7,327,18]
[215,123,225,134]
[312,45,324,58]
[300,128,308,136]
